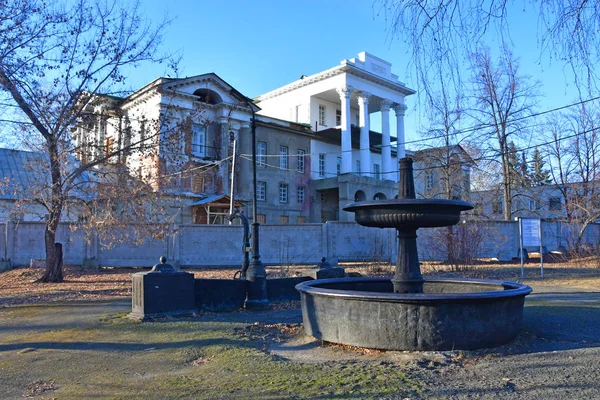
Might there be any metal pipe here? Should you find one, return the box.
[228,210,250,279]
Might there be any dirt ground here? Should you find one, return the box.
[2,258,600,307]
[1,260,600,399]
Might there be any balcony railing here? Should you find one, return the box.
[191,144,219,160]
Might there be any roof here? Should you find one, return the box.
[0,148,48,200]
[0,148,93,201]
[191,194,245,207]
[411,144,475,166]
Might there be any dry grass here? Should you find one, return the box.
[1,256,599,308]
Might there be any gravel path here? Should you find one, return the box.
[400,287,600,399]
[266,286,600,399]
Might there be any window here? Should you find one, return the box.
[373,163,381,180]
[256,214,266,224]
[356,160,361,175]
[297,186,305,203]
[493,200,503,214]
[279,183,289,203]
[280,145,288,169]
[425,171,434,190]
[192,174,204,193]
[192,124,206,157]
[297,149,305,172]
[139,118,146,142]
[104,136,114,156]
[318,104,326,126]
[337,157,342,175]
[297,216,306,224]
[280,215,289,224]
[257,181,266,201]
[319,153,326,177]
[529,200,537,211]
[549,197,562,211]
[336,109,342,126]
[257,141,266,166]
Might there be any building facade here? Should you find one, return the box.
[70,52,478,225]
[73,73,313,224]
[255,52,416,221]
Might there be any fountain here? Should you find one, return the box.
[296,158,531,350]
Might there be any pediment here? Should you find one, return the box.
[161,73,251,106]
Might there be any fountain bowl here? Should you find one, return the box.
[296,277,532,351]
[344,199,473,228]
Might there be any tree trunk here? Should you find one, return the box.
[40,228,63,282]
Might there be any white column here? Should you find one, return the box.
[358,91,372,177]
[381,99,392,180]
[336,85,354,174]
[394,103,407,159]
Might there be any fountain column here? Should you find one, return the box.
[392,157,424,293]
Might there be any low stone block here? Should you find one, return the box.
[303,267,345,280]
[130,269,196,320]
[194,278,246,312]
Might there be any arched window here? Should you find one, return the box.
[354,190,366,202]
[373,193,387,200]
[193,89,223,105]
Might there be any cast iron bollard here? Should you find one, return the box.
[316,257,331,270]
[151,256,175,273]
[303,257,345,280]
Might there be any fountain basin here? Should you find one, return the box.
[344,199,473,228]
[296,277,532,351]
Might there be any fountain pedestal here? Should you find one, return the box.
[393,229,423,293]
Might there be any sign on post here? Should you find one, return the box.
[518,218,544,279]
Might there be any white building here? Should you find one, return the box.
[255,52,415,221]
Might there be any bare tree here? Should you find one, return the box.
[470,46,539,220]
[544,101,600,249]
[0,0,173,282]
[378,0,600,95]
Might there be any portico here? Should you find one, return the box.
[336,88,409,179]
[254,51,415,222]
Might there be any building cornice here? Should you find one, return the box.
[255,64,415,102]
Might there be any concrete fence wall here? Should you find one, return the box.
[0,220,598,268]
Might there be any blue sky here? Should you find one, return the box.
[1,1,581,150]
[124,0,580,150]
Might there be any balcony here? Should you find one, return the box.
[191,144,220,161]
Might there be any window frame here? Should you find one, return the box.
[191,123,206,157]
[318,104,326,126]
[319,153,326,177]
[549,197,562,211]
[297,149,305,172]
[425,171,434,190]
[257,181,266,201]
[280,145,289,169]
[257,141,267,167]
[279,183,289,203]
[297,186,305,203]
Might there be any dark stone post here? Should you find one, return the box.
[392,158,424,293]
